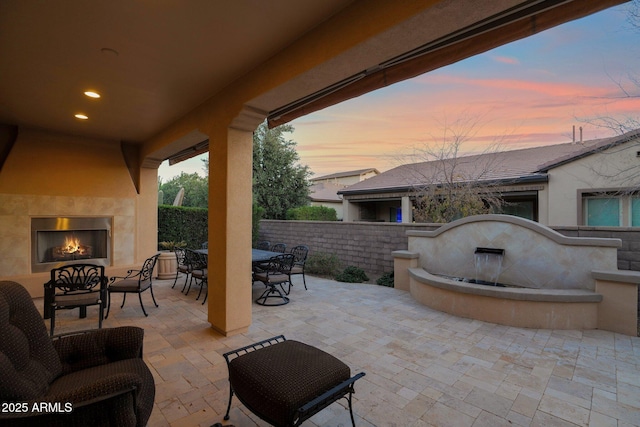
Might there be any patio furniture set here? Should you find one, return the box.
[1,244,365,426]
[251,242,309,306]
[172,247,209,304]
[43,254,161,336]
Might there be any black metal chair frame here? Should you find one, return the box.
[179,248,200,293]
[255,240,270,250]
[253,254,294,306]
[106,253,160,317]
[184,249,207,296]
[191,251,208,305]
[172,247,188,289]
[290,245,309,291]
[270,243,287,253]
[44,263,107,336]
[222,335,365,427]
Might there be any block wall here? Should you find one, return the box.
[259,220,640,278]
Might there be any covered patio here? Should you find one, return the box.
[36,276,640,427]
[0,0,627,338]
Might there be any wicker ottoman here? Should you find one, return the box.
[222,335,365,427]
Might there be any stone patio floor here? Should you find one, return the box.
[36,275,640,427]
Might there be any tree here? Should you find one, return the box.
[579,1,640,134]
[253,121,311,219]
[158,172,208,208]
[403,115,509,223]
[575,1,640,196]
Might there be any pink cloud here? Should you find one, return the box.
[492,55,520,65]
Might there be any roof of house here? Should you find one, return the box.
[309,182,347,202]
[311,168,379,181]
[340,129,640,195]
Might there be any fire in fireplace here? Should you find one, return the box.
[44,231,96,262]
[31,217,112,273]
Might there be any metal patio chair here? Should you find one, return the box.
[289,245,309,291]
[44,263,107,336]
[270,243,287,253]
[253,254,295,306]
[106,253,160,317]
[255,240,270,250]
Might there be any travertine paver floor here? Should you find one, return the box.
[37,275,640,427]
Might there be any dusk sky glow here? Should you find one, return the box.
[159,3,640,181]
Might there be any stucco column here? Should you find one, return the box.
[401,196,412,223]
[206,125,253,336]
[342,199,359,222]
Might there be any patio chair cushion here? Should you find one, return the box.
[54,290,102,307]
[228,340,350,426]
[253,271,288,284]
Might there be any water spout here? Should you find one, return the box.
[474,247,505,286]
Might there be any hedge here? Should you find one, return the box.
[286,205,337,221]
[158,205,208,249]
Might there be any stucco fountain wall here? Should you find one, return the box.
[393,215,640,335]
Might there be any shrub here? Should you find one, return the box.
[335,266,369,283]
[376,271,394,287]
[305,252,341,277]
[286,206,338,221]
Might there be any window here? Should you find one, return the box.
[494,194,537,221]
[632,198,640,227]
[584,197,620,226]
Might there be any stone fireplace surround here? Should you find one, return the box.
[0,193,136,296]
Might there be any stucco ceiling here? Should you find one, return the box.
[0,0,356,142]
[0,0,626,151]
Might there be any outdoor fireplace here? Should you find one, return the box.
[31,217,112,273]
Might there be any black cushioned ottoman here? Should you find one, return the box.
[222,336,365,427]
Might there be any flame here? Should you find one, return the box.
[62,236,85,255]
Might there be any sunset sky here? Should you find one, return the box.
[159,3,640,181]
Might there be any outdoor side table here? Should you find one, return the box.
[222,335,366,427]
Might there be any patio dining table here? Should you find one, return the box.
[251,249,282,263]
[196,248,282,263]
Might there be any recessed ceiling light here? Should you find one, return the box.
[75,114,89,120]
[84,91,100,98]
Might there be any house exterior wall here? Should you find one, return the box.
[547,140,640,226]
[0,128,157,296]
[537,185,550,225]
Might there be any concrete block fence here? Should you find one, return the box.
[259,220,640,278]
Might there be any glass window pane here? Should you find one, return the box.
[632,198,640,227]
[586,198,619,226]
[499,201,534,220]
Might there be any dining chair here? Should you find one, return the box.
[255,240,270,250]
[191,251,208,304]
[270,243,286,253]
[290,245,310,290]
[106,253,160,317]
[184,249,207,297]
[253,254,295,306]
[44,263,107,336]
[180,249,200,293]
[172,247,188,288]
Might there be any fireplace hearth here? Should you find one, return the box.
[31,217,112,273]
